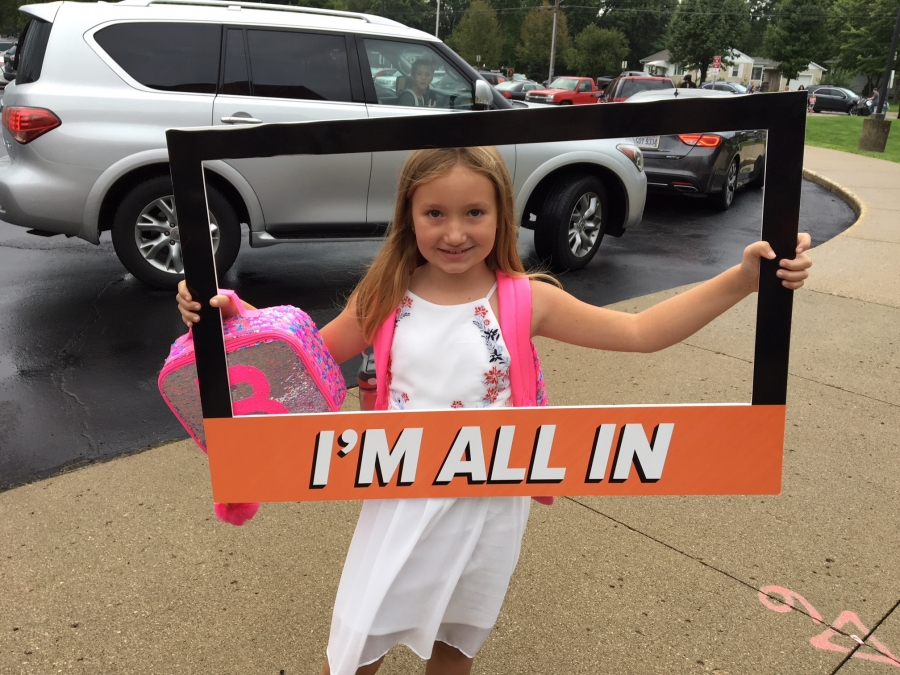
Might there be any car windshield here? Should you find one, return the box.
[495,81,520,91]
[548,78,579,91]
[619,79,673,98]
[727,83,748,94]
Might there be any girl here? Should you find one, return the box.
[177,147,812,675]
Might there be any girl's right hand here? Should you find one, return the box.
[176,280,237,328]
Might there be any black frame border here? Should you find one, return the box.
[167,92,808,419]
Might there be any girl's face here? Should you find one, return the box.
[410,164,498,277]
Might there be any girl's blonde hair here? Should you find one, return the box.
[353,146,558,341]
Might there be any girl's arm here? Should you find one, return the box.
[531,235,812,353]
[319,293,369,365]
[176,281,368,365]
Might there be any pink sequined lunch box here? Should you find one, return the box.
[158,290,346,452]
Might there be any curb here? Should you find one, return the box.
[802,167,866,223]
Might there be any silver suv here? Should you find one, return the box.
[0,0,646,288]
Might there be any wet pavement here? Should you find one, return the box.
[0,181,854,489]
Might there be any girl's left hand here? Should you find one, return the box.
[740,232,813,292]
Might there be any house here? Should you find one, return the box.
[752,58,827,91]
[640,49,827,90]
[640,49,755,85]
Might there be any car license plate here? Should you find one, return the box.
[634,136,659,149]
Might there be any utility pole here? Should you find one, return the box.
[548,0,560,83]
[875,1,900,118]
[435,0,440,38]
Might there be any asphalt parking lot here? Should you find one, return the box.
[0,180,854,489]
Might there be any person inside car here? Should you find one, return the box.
[398,59,437,108]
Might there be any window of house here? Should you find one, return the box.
[751,66,763,81]
[732,65,740,77]
[95,22,220,94]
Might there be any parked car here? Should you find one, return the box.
[807,86,862,114]
[0,0,646,285]
[494,79,541,101]
[700,81,748,94]
[595,76,616,96]
[602,76,674,102]
[2,45,15,83]
[525,77,602,105]
[626,89,766,211]
[0,38,17,88]
[477,70,506,85]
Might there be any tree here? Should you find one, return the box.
[516,2,572,80]
[568,25,629,77]
[595,0,676,71]
[762,0,833,81]
[666,0,750,83]
[739,0,775,56]
[446,0,505,69]
[830,0,900,90]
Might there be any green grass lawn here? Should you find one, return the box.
[805,114,900,163]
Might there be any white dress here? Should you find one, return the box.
[326,283,531,674]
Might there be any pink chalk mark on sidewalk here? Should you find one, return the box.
[759,586,900,668]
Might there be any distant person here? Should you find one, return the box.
[680,73,696,89]
[746,81,755,93]
[798,85,805,91]
[398,60,437,108]
[868,87,880,112]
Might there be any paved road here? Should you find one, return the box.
[0,181,854,489]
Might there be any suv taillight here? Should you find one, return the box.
[2,106,61,144]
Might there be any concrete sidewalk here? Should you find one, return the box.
[2,146,898,674]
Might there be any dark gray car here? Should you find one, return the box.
[809,86,861,114]
[626,89,766,210]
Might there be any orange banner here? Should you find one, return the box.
[204,404,785,502]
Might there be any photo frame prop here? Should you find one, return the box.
[167,92,808,503]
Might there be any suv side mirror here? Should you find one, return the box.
[474,79,493,110]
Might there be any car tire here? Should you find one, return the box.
[748,155,765,189]
[712,158,739,211]
[111,175,241,290]
[534,175,607,272]
[560,100,573,105]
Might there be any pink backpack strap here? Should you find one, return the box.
[496,272,554,506]
[372,310,396,412]
[496,271,537,407]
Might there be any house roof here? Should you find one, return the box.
[750,57,780,69]
[640,49,670,64]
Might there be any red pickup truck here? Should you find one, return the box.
[524,77,601,105]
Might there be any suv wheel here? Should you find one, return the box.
[534,175,607,271]
[111,176,241,289]
[712,158,739,211]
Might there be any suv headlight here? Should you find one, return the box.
[616,144,644,172]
